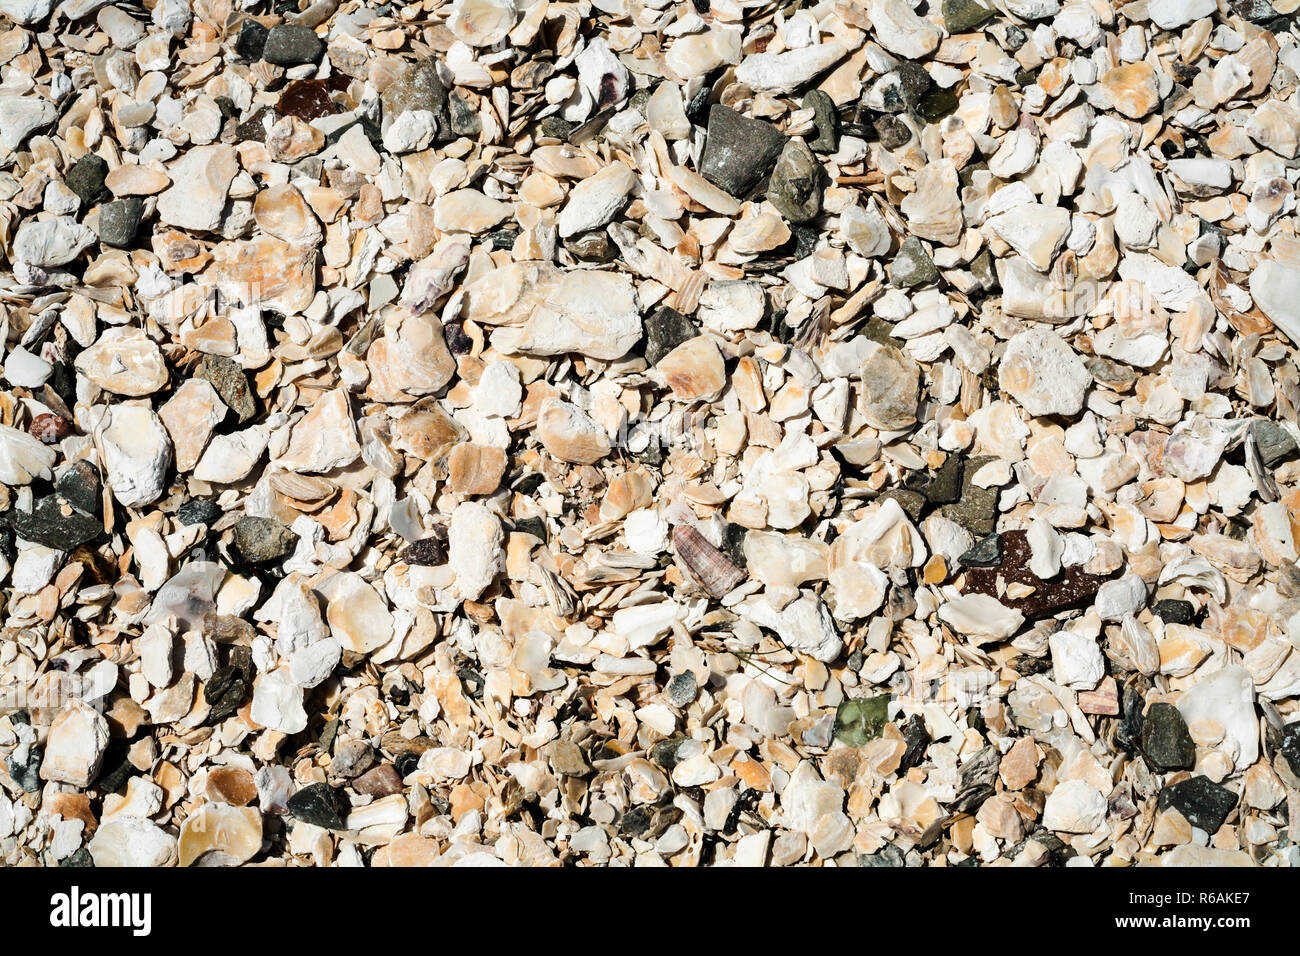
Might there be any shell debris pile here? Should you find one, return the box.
[2,0,1300,868]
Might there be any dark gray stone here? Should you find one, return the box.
[943,0,995,33]
[178,498,222,527]
[448,92,480,137]
[889,236,938,287]
[959,533,1003,568]
[666,672,697,707]
[699,105,785,198]
[1140,702,1196,772]
[56,460,101,515]
[7,496,102,550]
[234,18,268,60]
[767,138,824,223]
[941,454,999,536]
[286,782,350,829]
[802,89,838,153]
[643,305,697,366]
[95,197,143,248]
[232,515,297,563]
[1152,599,1195,625]
[1254,419,1297,467]
[874,114,912,149]
[262,24,323,66]
[1157,776,1237,833]
[65,154,108,206]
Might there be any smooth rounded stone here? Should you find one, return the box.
[802,89,839,153]
[0,92,56,151]
[178,803,263,866]
[233,516,298,564]
[699,105,787,199]
[74,326,168,396]
[767,139,824,223]
[1042,779,1107,833]
[448,501,504,601]
[262,23,324,65]
[101,405,172,507]
[286,782,350,829]
[998,327,1090,417]
[88,816,177,867]
[558,162,637,238]
[889,236,938,287]
[537,397,611,464]
[205,767,258,806]
[40,700,109,788]
[94,197,144,248]
[858,343,919,430]
[943,0,995,31]
[1140,702,1196,772]
[657,335,726,402]
[12,216,96,268]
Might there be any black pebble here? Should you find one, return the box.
[1152,598,1195,625]
[178,498,222,527]
[1157,776,1238,833]
[286,782,351,830]
[234,18,269,60]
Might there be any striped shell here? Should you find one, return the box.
[673,524,745,598]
